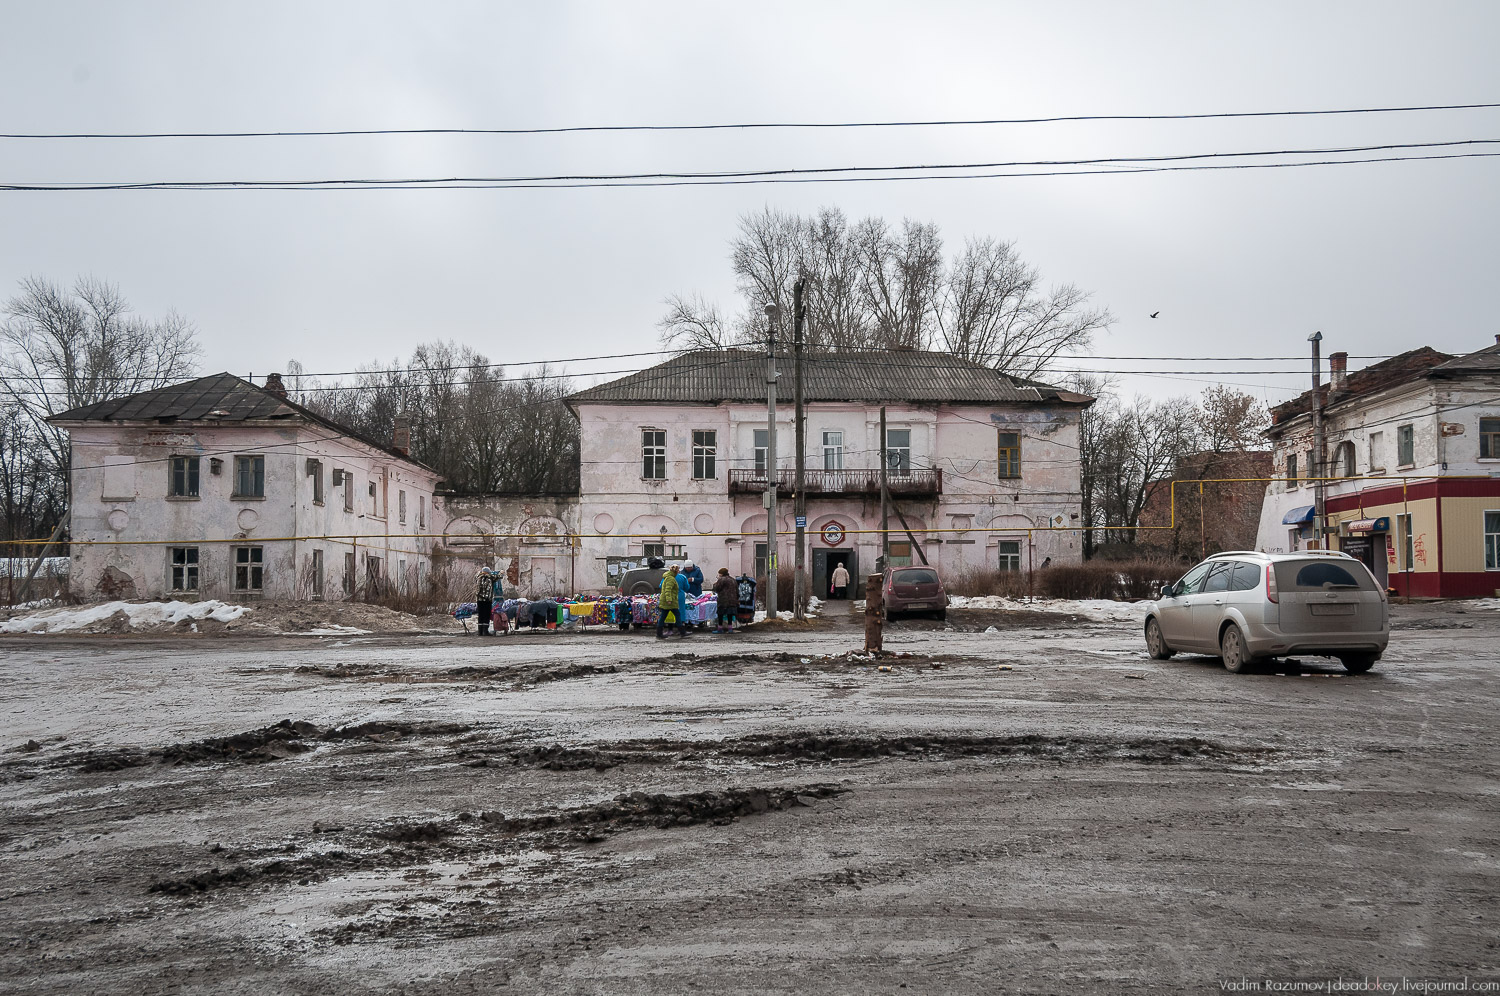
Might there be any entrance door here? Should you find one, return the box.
[813,549,856,599]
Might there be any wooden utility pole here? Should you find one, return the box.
[879,406,890,572]
[764,303,780,617]
[864,573,884,652]
[792,279,807,621]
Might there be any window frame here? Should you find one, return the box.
[1368,431,1385,474]
[642,428,667,480]
[884,428,912,477]
[308,459,324,505]
[692,429,717,480]
[822,430,844,471]
[996,431,1021,479]
[753,428,769,476]
[311,549,324,597]
[1481,418,1500,460]
[997,539,1022,572]
[1285,453,1298,488]
[398,489,407,525]
[168,456,200,498]
[232,455,265,499]
[169,546,199,591]
[1396,424,1415,467]
[1486,511,1500,571]
[233,545,264,592]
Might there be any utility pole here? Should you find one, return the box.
[1309,330,1325,550]
[764,303,780,618]
[792,279,807,621]
[879,406,890,571]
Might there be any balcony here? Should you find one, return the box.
[728,467,942,498]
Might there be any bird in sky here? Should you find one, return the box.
[1149,311,1160,318]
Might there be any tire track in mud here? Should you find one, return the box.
[145,783,848,897]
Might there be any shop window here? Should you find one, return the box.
[1397,424,1415,467]
[169,456,200,498]
[642,429,666,479]
[1481,418,1500,459]
[998,540,1022,572]
[1486,512,1500,571]
[997,431,1021,479]
[169,546,198,591]
[233,455,264,498]
[692,430,717,479]
[234,546,263,591]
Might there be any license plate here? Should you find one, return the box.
[1310,604,1356,616]
[905,602,930,610]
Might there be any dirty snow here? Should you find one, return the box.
[0,556,69,578]
[0,599,249,634]
[945,595,1150,623]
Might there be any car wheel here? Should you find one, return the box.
[1220,625,1253,674]
[1339,652,1378,674]
[1145,618,1174,660]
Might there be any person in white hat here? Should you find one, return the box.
[681,559,704,598]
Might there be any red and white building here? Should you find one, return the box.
[1255,339,1500,597]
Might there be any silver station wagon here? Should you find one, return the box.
[1143,551,1389,673]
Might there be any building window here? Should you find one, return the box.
[1368,431,1385,473]
[1397,424,1415,467]
[1486,512,1500,571]
[418,495,426,529]
[344,551,355,595]
[369,481,379,516]
[754,542,768,577]
[1332,441,1356,478]
[887,541,913,567]
[398,490,407,524]
[1286,453,1298,487]
[1397,512,1414,571]
[234,546,264,591]
[169,547,198,591]
[692,430,717,479]
[642,429,666,479]
[1481,419,1500,459]
[822,430,844,470]
[233,455,265,498]
[997,431,1021,479]
[311,549,324,597]
[308,459,324,505]
[169,456,200,498]
[340,470,353,511]
[885,428,911,476]
[753,428,769,476]
[998,540,1022,572]
[644,542,665,560]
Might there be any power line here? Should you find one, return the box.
[6,139,1497,192]
[5,101,1499,140]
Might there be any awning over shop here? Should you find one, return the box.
[1282,505,1316,525]
[1343,517,1391,535]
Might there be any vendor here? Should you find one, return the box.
[682,560,704,597]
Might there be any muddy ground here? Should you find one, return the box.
[1,603,1497,993]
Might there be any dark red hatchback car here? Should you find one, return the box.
[883,567,949,621]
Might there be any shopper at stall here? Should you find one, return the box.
[475,568,496,637]
[682,560,704,597]
[712,568,739,634]
[657,566,683,639]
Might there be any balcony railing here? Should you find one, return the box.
[728,467,941,498]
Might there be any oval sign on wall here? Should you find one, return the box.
[821,521,846,546]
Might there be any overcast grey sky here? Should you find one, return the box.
[2,1,1497,405]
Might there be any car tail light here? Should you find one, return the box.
[1265,565,1278,603]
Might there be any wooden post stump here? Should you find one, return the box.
[864,574,884,653]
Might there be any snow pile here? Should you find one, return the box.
[0,599,249,634]
[306,624,373,636]
[1453,598,1500,611]
[946,594,1149,623]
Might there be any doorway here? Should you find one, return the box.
[1343,533,1389,588]
[812,549,856,600]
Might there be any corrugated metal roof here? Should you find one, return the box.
[48,372,434,471]
[566,349,1088,406]
[1268,346,1452,428]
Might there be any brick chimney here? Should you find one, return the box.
[393,414,412,455]
[1329,352,1348,392]
[263,372,287,399]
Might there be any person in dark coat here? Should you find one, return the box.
[475,568,496,636]
[711,568,739,633]
[682,560,705,597]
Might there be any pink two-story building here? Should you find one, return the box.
[565,348,1093,595]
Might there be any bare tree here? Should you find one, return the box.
[0,276,200,530]
[659,206,1111,374]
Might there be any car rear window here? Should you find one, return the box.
[894,569,938,584]
[1274,560,1375,591]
